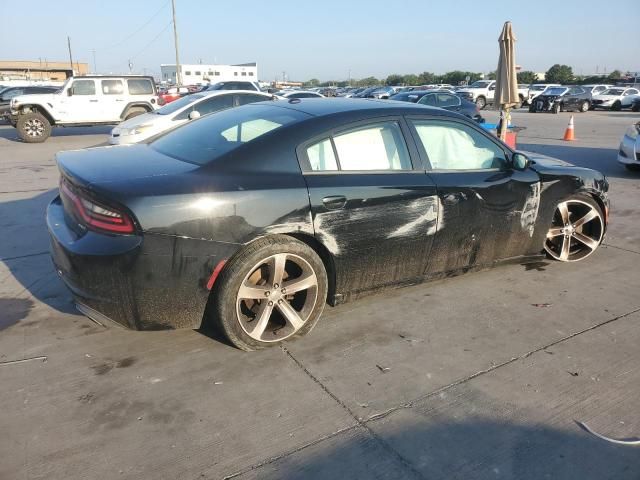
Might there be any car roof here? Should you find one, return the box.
[196,90,272,98]
[262,97,450,117]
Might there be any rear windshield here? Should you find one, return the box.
[155,94,203,115]
[150,104,308,165]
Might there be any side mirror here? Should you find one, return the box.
[489,85,496,91]
[67,89,73,97]
[512,152,530,170]
[188,110,201,120]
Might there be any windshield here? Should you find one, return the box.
[155,94,203,115]
[469,81,491,88]
[602,89,624,95]
[150,104,308,165]
[544,87,568,96]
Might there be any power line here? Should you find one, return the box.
[95,0,170,51]
[130,21,173,61]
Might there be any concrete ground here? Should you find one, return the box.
[1,109,639,480]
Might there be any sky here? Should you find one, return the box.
[1,0,638,82]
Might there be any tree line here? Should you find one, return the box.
[304,65,630,87]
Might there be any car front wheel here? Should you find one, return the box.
[611,101,622,111]
[580,100,590,112]
[16,112,52,143]
[475,97,486,109]
[544,197,604,262]
[212,235,328,351]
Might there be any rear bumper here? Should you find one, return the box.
[47,195,239,330]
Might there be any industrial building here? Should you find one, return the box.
[160,62,258,84]
[0,60,89,82]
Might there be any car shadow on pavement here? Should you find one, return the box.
[247,419,640,479]
[0,125,113,142]
[0,188,78,317]
[518,143,638,180]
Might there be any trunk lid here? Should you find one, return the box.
[56,144,198,189]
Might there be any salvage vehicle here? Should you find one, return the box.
[591,87,640,110]
[9,75,158,142]
[110,90,275,144]
[48,99,609,350]
[526,83,562,104]
[528,86,592,113]
[617,122,640,171]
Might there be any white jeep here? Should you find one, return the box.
[457,80,529,109]
[9,75,159,143]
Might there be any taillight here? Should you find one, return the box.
[60,179,135,234]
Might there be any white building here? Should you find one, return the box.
[160,62,258,84]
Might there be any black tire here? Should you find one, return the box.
[553,103,561,114]
[516,95,524,109]
[632,103,640,112]
[580,100,590,112]
[475,96,486,110]
[625,164,640,172]
[528,104,536,113]
[124,107,148,120]
[211,235,328,351]
[16,112,51,143]
[611,101,622,111]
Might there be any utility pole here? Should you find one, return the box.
[67,36,74,74]
[171,0,182,86]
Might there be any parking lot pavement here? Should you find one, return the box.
[1,110,639,480]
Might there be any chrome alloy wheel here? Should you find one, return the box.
[236,253,319,342]
[24,118,46,137]
[544,199,604,262]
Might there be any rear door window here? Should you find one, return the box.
[305,121,412,172]
[127,78,154,95]
[101,80,124,95]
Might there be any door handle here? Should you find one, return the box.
[89,99,98,102]
[322,195,347,210]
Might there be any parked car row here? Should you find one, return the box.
[529,85,639,113]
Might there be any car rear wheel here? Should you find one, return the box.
[544,197,604,262]
[625,164,640,172]
[475,96,486,109]
[611,100,622,111]
[632,103,640,112]
[16,112,51,143]
[212,235,328,351]
[580,100,590,112]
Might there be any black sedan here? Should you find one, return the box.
[48,99,609,350]
[529,86,591,113]
[390,90,484,122]
[0,85,59,119]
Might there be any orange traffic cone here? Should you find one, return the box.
[563,115,575,141]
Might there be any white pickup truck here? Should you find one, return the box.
[9,75,159,143]
[456,80,529,109]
